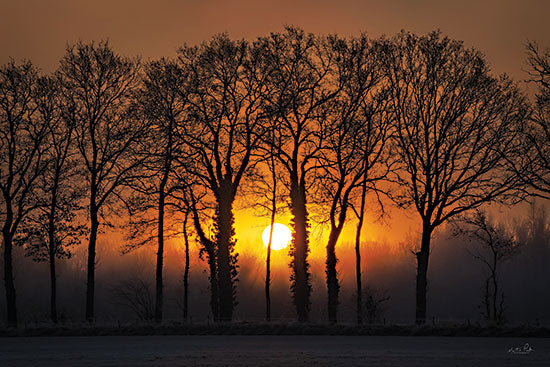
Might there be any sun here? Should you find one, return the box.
[262,223,292,251]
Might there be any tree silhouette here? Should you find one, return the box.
[17,74,85,323]
[59,41,144,322]
[518,42,550,197]
[177,35,268,321]
[246,133,285,322]
[111,277,154,321]
[382,31,528,324]
[0,60,49,327]
[453,209,521,324]
[182,208,191,321]
[320,34,392,324]
[186,184,220,320]
[259,27,339,322]
[124,58,189,322]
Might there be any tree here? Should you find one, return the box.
[124,58,188,323]
[259,27,339,322]
[182,208,191,321]
[363,284,390,324]
[111,277,154,321]
[167,179,195,322]
[453,210,520,324]
[177,34,268,321]
[320,34,392,324]
[186,185,219,320]
[382,31,528,324]
[0,61,49,326]
[17,75,85,323]
[517,42,550,197]
[245,136,284,322]
[59,41,143,322]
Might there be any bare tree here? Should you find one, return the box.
[246,141,284,322]
[261,153,278,323]
[453,209,521,324]
[124,58,188,323]
[167,181,195,322]
[59,41,143,322]
[177,35,268,321]
[517,42,550,197]
[320,34,392,324]
[0,60,49,327]
[185,185,219,320]
[111,277,154,321]
[17,75,85,323]
[382,31,528,324]
[363,284,390,324]
[259,27,339,322]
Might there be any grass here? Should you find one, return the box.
[1,321,549,337]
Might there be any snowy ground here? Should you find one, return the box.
[1,335,548,366]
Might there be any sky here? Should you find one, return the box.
[1,0,549,81]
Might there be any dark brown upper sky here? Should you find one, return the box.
[1,0,549,81]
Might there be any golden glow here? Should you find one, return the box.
[262,223,291,251]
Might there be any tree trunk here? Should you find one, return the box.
[354,177,367,325]
[208,254,219,321]
[415,223,432,324]
[289,179,311,322]
[155,189,165,323]
[491,258,498,323]
[86,207,98,323]
[2,219,17,327]
[216,180,236,321]
[48,180,59,324]
[483,277,491,321]
[156,123,172,323]
[265,152,276,323]
[190,199,219,321]
[265,215,275,322]
[183,211,190,321]
[49,250,57,324]
[326,231,339,324]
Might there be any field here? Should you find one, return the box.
[1,334,548,366]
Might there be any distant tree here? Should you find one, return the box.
[514,200,550,276]
[517,42,550,197]
[453,209,521,324]
[363,284,390,324]
[111,277,154,321]
[59,41,144,322]
[259,27,339,322]
[0,60,49,327]
[17,75,85,324]
[124,58,188,323]
[177,35,268,321]
[320,34,392,324]
[382,31,529,324]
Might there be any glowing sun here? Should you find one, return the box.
[262,223,292,251]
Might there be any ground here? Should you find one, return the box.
[0,335,548,366]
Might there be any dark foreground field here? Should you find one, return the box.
[1,335,549,366]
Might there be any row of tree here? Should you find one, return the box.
[1,28,549,327]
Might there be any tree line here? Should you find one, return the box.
[1,27,548,327]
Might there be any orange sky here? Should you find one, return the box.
[1,0,549,83]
